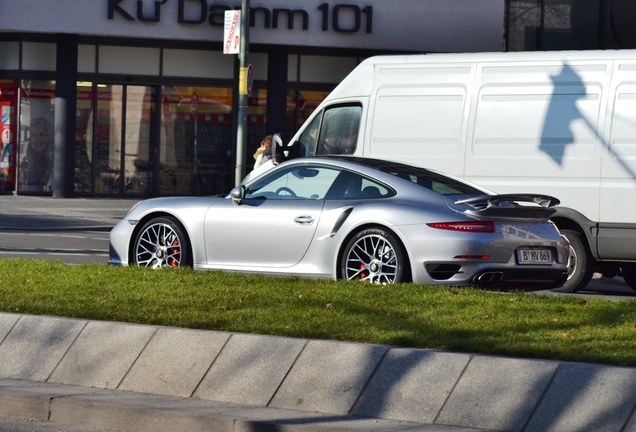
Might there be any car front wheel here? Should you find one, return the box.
[340,228,408,284]
[132,217,191,268]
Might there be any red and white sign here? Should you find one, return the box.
[223,10,241,54]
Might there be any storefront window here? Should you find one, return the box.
[89,85,154,196]
[75,82,93,194]
[160,86,232,195]
[506,0,620,51]
[293,90,330,130]
[123,86,154,196]
[93,85,123,195]
[0,80,18,192]
[18,80,55,193]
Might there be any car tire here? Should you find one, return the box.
[132,216,191,268]
[551,228,594,293]
[621,265,636,292]
[340,227,409,284]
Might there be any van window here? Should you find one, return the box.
[297,104,361,156]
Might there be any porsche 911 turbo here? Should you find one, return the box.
[109,156,570,290]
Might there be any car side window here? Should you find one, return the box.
[245,165,340,200]
[326,170,392,200]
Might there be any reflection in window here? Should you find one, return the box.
[18,80,55,193]
[160,86,233,196]
[296,104,362,157]
[246,165,340,200]
[123,86,153,196]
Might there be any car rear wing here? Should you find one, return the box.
[454,194,560,219]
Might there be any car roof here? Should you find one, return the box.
[279,156,492,196]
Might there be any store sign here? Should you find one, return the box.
[108,0,374,34]
[3,0,504,53]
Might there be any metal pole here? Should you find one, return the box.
[234,0,250,186]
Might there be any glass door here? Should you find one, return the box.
[93,84,123,195]
[123,86,154,196]
[91,84,154,196]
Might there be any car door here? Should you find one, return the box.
[203,164,341,267]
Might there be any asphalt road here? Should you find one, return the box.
[0,230,109,265]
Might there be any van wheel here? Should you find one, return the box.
[552,229,594,293]
[340,228,409,284]
[621,266,636,292]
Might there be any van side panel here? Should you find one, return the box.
[464,61,610,223]
[596,60,636,259]
[365,64,475,175]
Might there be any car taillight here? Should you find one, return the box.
[427,221,495,233]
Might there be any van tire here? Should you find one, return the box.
[552,229,594,293]
[621,266,636,292]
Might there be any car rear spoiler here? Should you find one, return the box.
[454,194,560,219]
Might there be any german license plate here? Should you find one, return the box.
[517,248,553,264]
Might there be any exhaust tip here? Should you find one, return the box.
[475,271,504,283]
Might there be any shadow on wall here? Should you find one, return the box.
[541,63,636,181]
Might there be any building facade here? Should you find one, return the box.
[0,0,632,197]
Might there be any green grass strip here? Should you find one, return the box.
[1,258,635,366]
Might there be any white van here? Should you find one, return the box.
[282,50,636,293]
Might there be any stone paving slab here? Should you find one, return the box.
[119,327,230,398]
[194,332,307,405]
[48,320,157,389]
[0,313,19,342]
[523,362,636,432]
[436,355,559,431]
[351,348,472,423]
[269,339,388,415]
[0,315,86,381]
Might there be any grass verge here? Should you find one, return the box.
[1,258,635,367]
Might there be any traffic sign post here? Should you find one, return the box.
[225,0,250,186]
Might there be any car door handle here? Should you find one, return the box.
[294,215,315,225]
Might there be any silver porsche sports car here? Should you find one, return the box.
[109,156,569,290]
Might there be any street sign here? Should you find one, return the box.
[246,64,253,96]
[223,10,241,54]
[239,64,254,96]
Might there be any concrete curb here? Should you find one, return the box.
[1,312,636,431]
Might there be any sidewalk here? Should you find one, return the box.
[0,194,136,231]
[3,312,636,432]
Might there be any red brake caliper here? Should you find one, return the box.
[359,263,367,279]
[170,240,180,267]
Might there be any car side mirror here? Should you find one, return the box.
[230,185,245,205]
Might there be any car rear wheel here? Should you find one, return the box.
[621,265,636,292]
[132,217,191,268]
[340,228,408,284]
[552,228,594,293]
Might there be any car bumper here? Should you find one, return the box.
[108,219,135,266]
